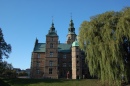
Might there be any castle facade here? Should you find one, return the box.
[30,19,88,79]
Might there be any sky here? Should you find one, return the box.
[0,0,130,70]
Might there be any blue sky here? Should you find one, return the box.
[0,0,130,70]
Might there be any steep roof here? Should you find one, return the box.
[33,43,71,53]
[33,43,46,52]
[58,43,71,52]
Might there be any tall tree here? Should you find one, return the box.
[0,28,11,60]
[0,28,12,75]
[79,7,130,86]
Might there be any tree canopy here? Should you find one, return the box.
[79,7,130,86]
[0,28,12,77]
[0,28,11,60]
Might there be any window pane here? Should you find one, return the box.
[63,54,66,58]
[50,43,53,48]
[37,62,40,67]
[49,68,52,74]
[50,52,53,57]
[63,63,66,67]
[37,54,40,58]
[49,61,53,66]
[37,70,40,74]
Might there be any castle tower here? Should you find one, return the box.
[66,19,77,44]
[44,22,58,79]
[72,40,82,79]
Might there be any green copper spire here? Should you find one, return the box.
[47,19,57,36]
[68,17,75,34]
[50,22,55,32]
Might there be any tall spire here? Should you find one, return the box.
[68,14,75,34]
[47,17,57,36]
[50,16,55,32]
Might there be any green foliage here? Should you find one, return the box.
[79,7,130,86]
[0,28,11,60]
[0,61,16,78]
[18,72,28,76]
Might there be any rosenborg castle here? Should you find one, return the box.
[30,19,89,79]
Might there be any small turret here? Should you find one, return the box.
[68,19,75,34]
[66,18,77,44]
[47,22,57,36]
[72,40,82,79]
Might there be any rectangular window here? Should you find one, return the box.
[37,53,40,58]
[69,63,72,67]
[76,55,78,58]
[49,68,52,74]
[49,61,53,66]
[51,38,53,41]
[63,63,66,67]
[63,54,66,58]
[37,70,40,74]
[37,62,40,67]
[77,69,79,72]
[77,61,79,64]
[50,52,53,57]
[50,43,53,48]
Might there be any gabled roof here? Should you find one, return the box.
[33,43,71,53]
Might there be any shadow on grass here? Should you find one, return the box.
[0,79,10,86]
[1,78,70,86]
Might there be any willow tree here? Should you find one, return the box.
[79,7,130,86]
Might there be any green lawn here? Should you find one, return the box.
[0,78,102,86]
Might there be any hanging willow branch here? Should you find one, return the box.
[79,7,130,86]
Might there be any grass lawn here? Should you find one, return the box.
[0,78,102,86]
